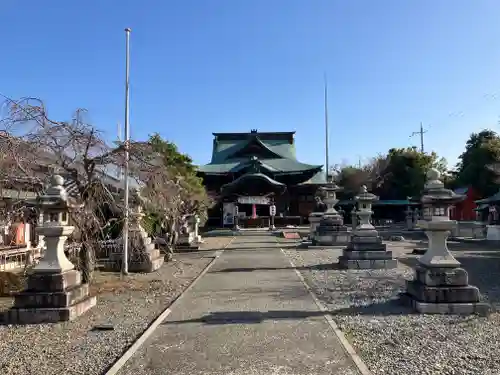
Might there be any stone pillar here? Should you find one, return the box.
[233,204,240,231]
[339,185,397,269]
[193,215,202,243]
[351,207,358,230]
[37,210,45,253]
[400,169,489,315]
[412,208,420,226]
[405,207,414,230]
[269,204,276,231]
[1,175,96,324]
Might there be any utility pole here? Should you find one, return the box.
[410,122,427,153]
[122,28,131,275]
[324,73,329,181]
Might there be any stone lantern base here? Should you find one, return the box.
[311,214,350,246]
[400,265,489,315]
[1,269,96,324]
[308,212,324,240]
[339,228,398,269]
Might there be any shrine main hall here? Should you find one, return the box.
[197,129,327,227]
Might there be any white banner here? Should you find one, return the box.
[237,196,270,205]
[222,203,235,225]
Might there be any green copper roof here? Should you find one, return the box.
[198,158,321,174]
[297,170,327,185]
[374,200,417,206]
[211,135,296,163]
[476,190,500,204]
[197,161,241,174]
[337,199,418,206]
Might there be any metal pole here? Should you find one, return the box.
[420,122,424,153]
[122,27,131,275]
[324,73,329,181]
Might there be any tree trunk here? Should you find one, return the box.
[79,242,95,284]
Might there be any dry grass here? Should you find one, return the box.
[0,271,25,296]
[198,236,234,251]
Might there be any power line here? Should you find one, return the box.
[410,122,427,153]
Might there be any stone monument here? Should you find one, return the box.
[126,203,165,272]
[338,185,398,269]
[177,214,200,249]
[107,189,165,271]
[1,175,96,324]
[311,181,350,246]
[400,169,489,314]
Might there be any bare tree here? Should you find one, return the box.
[1,96,212,277]
[0,97,127,283]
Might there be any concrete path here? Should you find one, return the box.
[118,236,361,375]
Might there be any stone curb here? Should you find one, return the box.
[105,237,235,375]
[281,248,373,375]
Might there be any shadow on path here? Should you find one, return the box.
[209,263,342,273]
[164,302,415,326]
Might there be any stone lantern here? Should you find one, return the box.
[311,180,349,246]
[1,175,96,324]
[400,169,489,314]
[339,185,397,269]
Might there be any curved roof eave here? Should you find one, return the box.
[220,172,286,195]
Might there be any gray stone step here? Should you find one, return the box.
[341,249,394,260]
[338,258,398,269]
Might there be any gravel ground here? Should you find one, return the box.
[283,241,500,375]
[0,236,233,375]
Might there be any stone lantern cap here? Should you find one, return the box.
[318,179,343,195]
[319,179,343,210]
[39,175,82,210]
[421,169,463,206]
[355,185,379,204]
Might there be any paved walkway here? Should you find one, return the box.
[119,236,361,375]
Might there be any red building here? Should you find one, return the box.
[449,187,479,221]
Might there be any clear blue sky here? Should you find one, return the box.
[1,1,500,169]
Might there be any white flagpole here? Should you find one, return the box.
[122,28,131,275]
[324,73,329,181]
